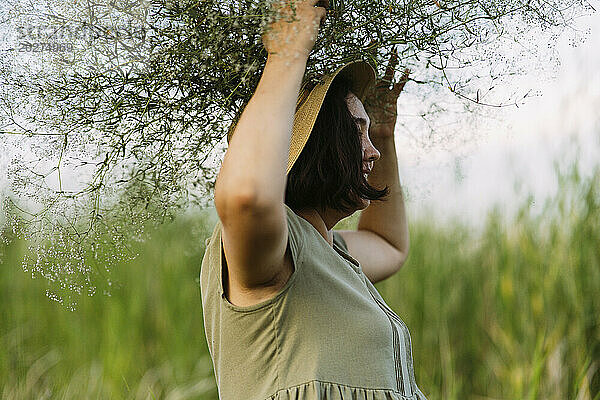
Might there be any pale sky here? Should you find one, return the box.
[396,9,600,227]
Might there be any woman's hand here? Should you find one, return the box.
[262,0,328,60]
[363,46,410,139]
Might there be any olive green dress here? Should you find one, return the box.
[199,204,427,400]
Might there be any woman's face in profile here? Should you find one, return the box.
[345,92,381,209]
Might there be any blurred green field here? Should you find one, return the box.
[1,165,599,399]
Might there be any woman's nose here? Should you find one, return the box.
[364,138,381,162]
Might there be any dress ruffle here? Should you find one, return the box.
[268,380,426,400]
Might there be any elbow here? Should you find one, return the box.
[396,250,408,272]
[215,185,257,222]
[215,181,254,212]
[394,243,409,273]
[398,233,410,270]
[214,181,278,222]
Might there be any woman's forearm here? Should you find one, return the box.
[215,54,308,208]
[358,135,410,260]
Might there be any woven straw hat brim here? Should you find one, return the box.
[227,60,376,175]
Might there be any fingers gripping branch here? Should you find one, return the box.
[262,0,328,60]
[364,47,411,131]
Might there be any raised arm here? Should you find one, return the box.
[214,0,327,292]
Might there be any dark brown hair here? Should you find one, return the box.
[285,75,389,214]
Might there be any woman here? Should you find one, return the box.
[200,0,426,398]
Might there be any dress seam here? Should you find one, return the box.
[270,301,282,392]
[266,379,406,399]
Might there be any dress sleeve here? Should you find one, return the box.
[332,230,349,252]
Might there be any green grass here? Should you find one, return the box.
[1,166,599,399]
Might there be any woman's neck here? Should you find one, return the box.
[293,207,350,246]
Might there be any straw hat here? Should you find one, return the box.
[226,60,377,175]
